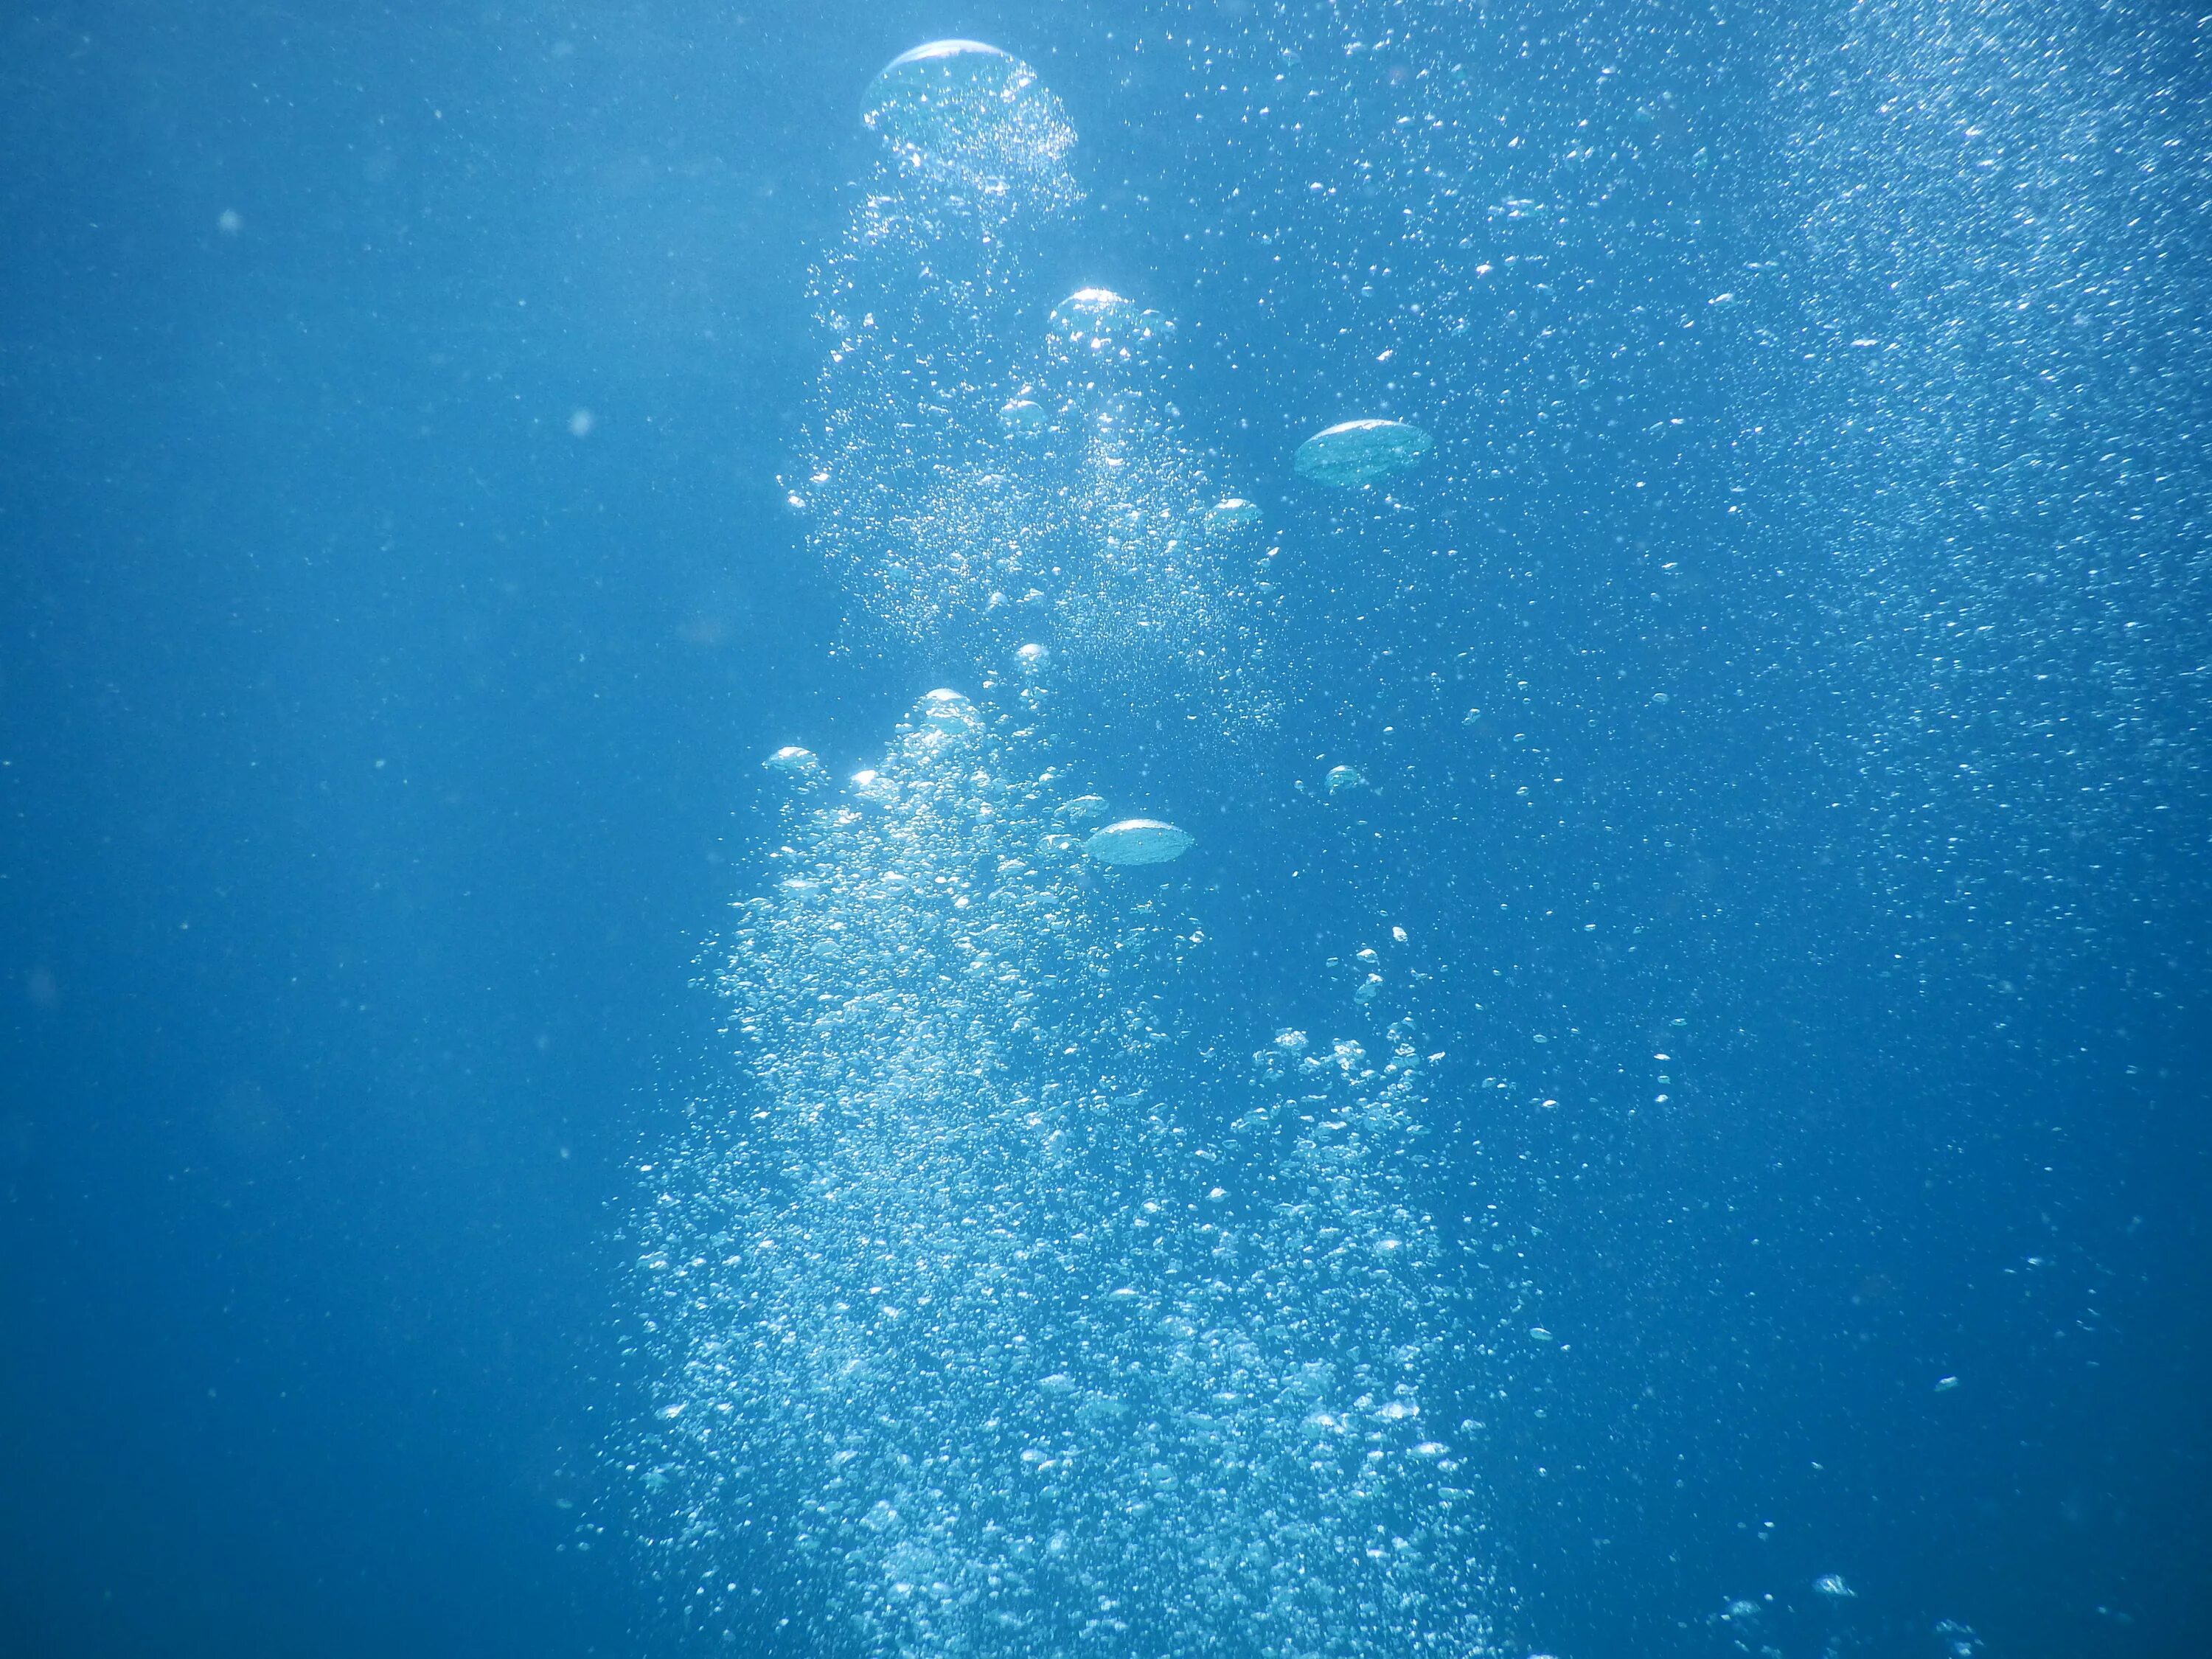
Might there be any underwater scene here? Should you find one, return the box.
[1,4,2207,1659]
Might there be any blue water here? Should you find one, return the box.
[3,4,2208,1658]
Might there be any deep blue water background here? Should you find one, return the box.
[3,4,2208,1658]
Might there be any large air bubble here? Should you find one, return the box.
[1046,286,1176,370]
[1294,417,1435,487]
[1082,818,1194,866]
[860,40,1074,179]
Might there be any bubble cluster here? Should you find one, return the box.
[631,677,1490,1655]
[860,41,1076,196]
[804,49,1276,738]
[1745,0,2212,942]
[625,26,1501,1659]
[800,44,1082,704]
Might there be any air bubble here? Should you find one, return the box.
[859,40,1074,176]
[1083,818,1194,866]
[999,397,1048,436]
[762,745,828,786]
[1206,497,1265,533]
[1294,418,1435,487]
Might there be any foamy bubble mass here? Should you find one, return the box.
[636,675,1489,1655]
[860,40,1075,190]
[624,30,1490,1659]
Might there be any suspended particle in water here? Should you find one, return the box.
[1206,497,1265,534]
[858,40,1072,170]
[1083,818,1194,866]
[1294,417,1435,487]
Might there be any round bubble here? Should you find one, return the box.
[862,41,1024,141]
[1325,765,1367,796]
[998,397,1048,436]
[1047,288,1176,364]
[762,745,828,785]
[1293,418,1435,487]
[1083,818,1194,866]
[1206,497,1265,534]
[916,688,980,736]
[850,768,900,806]
[858,40,1072,169]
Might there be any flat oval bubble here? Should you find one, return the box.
[1293,417,1435,487]
[1083,818,1194,866]
[1206,497,1265,534]
[1054,794,1110,824]
[859,40,1071,167]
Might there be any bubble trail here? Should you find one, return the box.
[631,674,1491,1656]
[626,33,1496,1659]
[806,47,1276,737]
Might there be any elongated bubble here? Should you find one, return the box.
[1294,417,1435,487]
[1082,818,1194,866]
[1205,497,1264,534]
